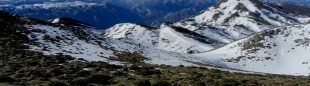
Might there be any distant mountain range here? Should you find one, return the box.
[0,1,144,29]
[1,0,309,29]
[0,0,217,28]
[108,0,218,25]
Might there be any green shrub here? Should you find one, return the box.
[152,80,171,86]
[136,69,161,76]
[87,74,112,85]
[112,71,126,76]
[134,79,151,86]
[219,79,240,86]
[50,68,65,76]
[192,81,206,86]
[0,76,15,82]
[113,51,147,63]
[48,81,68,86]
[75,70,90,77]
[70,78,89,86]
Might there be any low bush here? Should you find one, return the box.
[152,80,171,86]
[113,51,147,63]
[134,79,151,86]
[0,76,15,82]
[87,74,112,85]
[48,81,68,86]
[219,79,240,86]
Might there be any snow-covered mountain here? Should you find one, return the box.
[0,11,197,66]
[3,0,310,76]
[105,0,310,54]
[173,0,310,48]
[195,24,310,75]
[104,23,223,54]
[103,0,310,75]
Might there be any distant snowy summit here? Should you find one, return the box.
[175,0,310,44]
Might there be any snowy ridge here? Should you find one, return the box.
[24,20,200,66]
[192,0,305,25]
[104,23,218,54]
[195,23,310,75]
[103,23,160,58]
[174,0,310,49]
[104,23,158,47]
[24,23,184,66]
[157,25,220,53]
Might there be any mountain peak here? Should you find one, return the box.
[173,0,310,51]
[231,0,263,8]
[198,0,274,24]
[188,0,309,28]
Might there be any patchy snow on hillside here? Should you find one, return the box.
[24,23,200,66]
[195,24,310,76]
[25,24,114,61]
[105,38,199,66]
